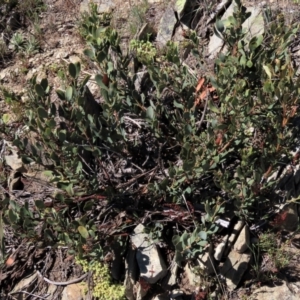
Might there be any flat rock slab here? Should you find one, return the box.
[156,6,177,48]
[208,4,264,58]
[220,250,252,291]
[131,224,167,284]
[250,280,298,300]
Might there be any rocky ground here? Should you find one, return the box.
[1,0,300,299]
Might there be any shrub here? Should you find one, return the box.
[2,0,300,268]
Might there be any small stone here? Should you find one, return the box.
[228,220,245,247]
[156,6,177,48]
[61,283,86,300]
[5,149,27,172]
[170,289,185,300]
[162,262,178,288]
[184,262,201,286]
[214,235,228,261]
[251,280,298,300]
[198,244,215,275]
[124,244,138,300]
[233,225,250,253]
[131,224,167,284]
[221,250,252,291]
[280,203,299,232]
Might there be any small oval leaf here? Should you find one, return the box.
[78,226,89,239]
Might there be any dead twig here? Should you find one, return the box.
[36,270,88,286]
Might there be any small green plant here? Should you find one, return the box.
[10,32,25,52]
[23,35,40,55]
[130,39,156,64]
[76,257,126,299]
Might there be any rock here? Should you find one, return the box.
[5,148,27,172]
[162,261,178,288]
[208,1,236,58]
[135,280,149,300]
[61,283,86,300]
[184,262,201,286]
[137,23,154,41]
[170,289,185,300]
[153,293,169,300]
[131,224,167,284]
[228,220,245,248]
[11,273,37,298]
[208,3,264,58]
[279,204,299,232]
[250,280,298,300]
[45,284,58,299]
[174,0,197,27]
[111,241,123,280]
[156,6,177,48]
[220,250,252,291]
[198,244,215,275]
[80,0,115,14]
[214,235,228,261]
[233,225,250,253]
[69,55,81,65]
[242,7,264,43]
[124,244,138,300]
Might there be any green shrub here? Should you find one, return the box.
[2,0,300,267]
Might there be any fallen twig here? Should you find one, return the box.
[36,270,88,286]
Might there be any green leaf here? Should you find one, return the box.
[35,200,45,210]
[68,63,77,79]
[2,114,10,124]
[198,231,207,240]
[78,226,89,239]
[37,107,48,119]
[56,89,66,100]
[35,84,45,97]
[215,19,225,33]
[263,65,272,79]
[8,209,18,223]
[95,74,108,90]
[146,106,155,120]
[83,48,95,59]
[40,78,48,90]
[246,60,253,68]
[65,86,73,101]
[97,51,106,63]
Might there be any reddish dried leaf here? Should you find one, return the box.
[195,77,205,93]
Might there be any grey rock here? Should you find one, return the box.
[5,148,27,172]
[214,235,228,261]
[198,244,215,275]
[221,250,252,291]
[162,261,178,288]
[11,273,37,297]
[208,4,264,58]
[135,280,148,300]
[184,262,201,286]
[242,7,264,43]
[153,293,169,300]
[124,244,138,300]
[208,1,236,58]
[250,280,298,300]
[233,225,250,253]
[80,0,115,14]
[156,6,177,48]
[131,224,167,284]
[228,220,245,248]
[170,289,185,300]
[61,283,86,300]
[280,203,299,232]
